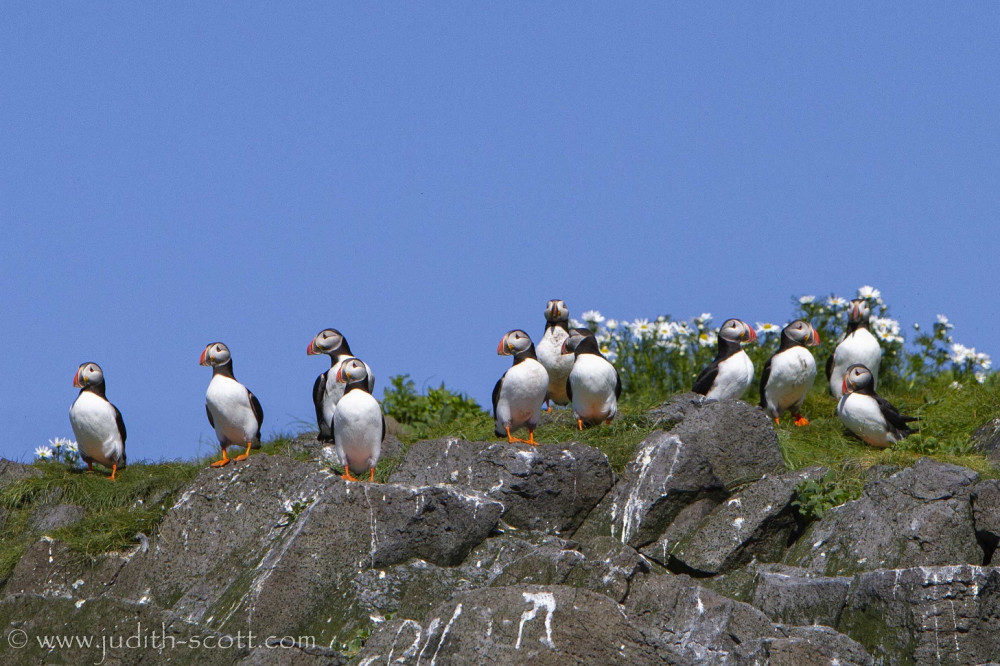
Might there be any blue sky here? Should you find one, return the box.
[2,4,998,464]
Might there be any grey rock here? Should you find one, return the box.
[732,624,874,666]
[626,573,779,664]
[838,564,1000,666]
[389,438,613,535]
[573,431,726,550]
[645,392,710,427]
[28,503,86,533]
[3,538,127,600]
[667,399,784,490]
[0,458,42,487]
[972,479,1000,564]
[114,455,502,648]
[356,584,663,665]
[784,458,983,575]
[639,498,717,567]
[749,564,852,627]
[671,467,826,575]
[971,417,1000,462]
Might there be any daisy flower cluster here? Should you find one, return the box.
[572,286,991,398]
[34,437,80,466]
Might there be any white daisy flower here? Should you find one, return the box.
[35,446,53,460]
[569,318,584,329]
[48,438,64,450]
[798,295,816,305]
[64,441,78,454]
[857,285,882,301]
[630,318,653,339]
[605,319,618,331]
[977,353,992,370]
[755,322,779,335]
[698,331,718,347]
[936,314,954,330]
[950,343,975,364]
[976,371,988,384]
[826,296,849,308]
[581,310,605,324]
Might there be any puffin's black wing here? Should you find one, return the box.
[825,352,834,382]
[113,404,127,444]
[492,373,505,417]
[565,377,573,402]
[247,389,264,436]
[875,395,918,433]
[312,371,327,431]
[205,404,215,428]
[381,413,387,443]
[614,369,622,399]
[759,356,773,409]
[692,360,720,396]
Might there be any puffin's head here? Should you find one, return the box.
[307,328,345,356]
[560,328,593,355]
[544,299,569,323]
[783,320,820,347]
[199,342,231,367]
[719,318,757,344]
[498,329,532,356]
[848,299,871,325]
[842,363,873,394]
[73,362,104,388]
[336,358,369,384]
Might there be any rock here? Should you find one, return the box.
[285,431,405,465]
[389,438,613,535]
[749,564,852,627]
[0,458,42,487]
[670,467,826,575]
[626,572,779,663]
[838,564,1000,665]
[356,584,663,665]
[666,399,784,489]
[3,538,126,600]
[971,479,1000,564]
[732,624,875,666]
[28,504,85,533]
[784,458,983,575]
[113,455,502,648]
[573,431,726,549]
[639,498,717,568]
[644,392,710,427]
[970,417,1000,462]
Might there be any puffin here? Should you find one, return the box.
[562,328,621,429]
[69,362,126,480]
[759,320,821,426]
[535,299,572,411]
[692,318,757,401]
[837,364,917,447]
[332,358,385,482]
[307,328,374,442]
[493,329,549,445]
[200,342,263,467]
[826,299,882,399]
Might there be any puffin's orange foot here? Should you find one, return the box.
[545,402,552,413]
[605,418,613,425]
[524,431,539,446]
[108,464,118,481]
[774,418,780,426]
[577,418,584,431]
[369,468,376,483]
[210,456,231,468]
[233,443,253,462]
[793,415,810,427]
[341,470,359,482]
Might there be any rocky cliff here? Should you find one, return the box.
[2,395,999,665]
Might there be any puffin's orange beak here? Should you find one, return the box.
[497,338,507,355]
[307,339,317,355]
[199,348,209,366]
[842,378,849,394]
[745,326,757,343]
[73,368,82,388]
[811,327,821,346]
[550,303,559,318]
[335,366,344,382]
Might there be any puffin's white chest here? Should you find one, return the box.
[333,389,383,474]
[838,393,894,447]
[536,326,573,404]
[706,351,755,400]
[69,392,124,466]
[765,347,816,411]
[569,354,619,422]
[321,357,375,424]
[495,359,549,429]
[829,329,882,398]
[206,375,257,444]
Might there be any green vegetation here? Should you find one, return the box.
[381,373,486,440]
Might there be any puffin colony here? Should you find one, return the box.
[69,298,914,481]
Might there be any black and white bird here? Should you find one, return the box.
[562,328,621,430]
[536,299,572,411]
[200,342,263,467]
[307,328,374,441]
[759,320,821,426]
[69,362,126,480]
[332,358,384,482]
[838,364,917,448]
[493,329,549,445]
[826,299,882,399]
[692,319,757,401]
